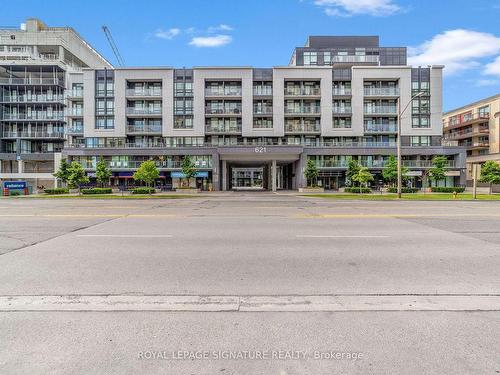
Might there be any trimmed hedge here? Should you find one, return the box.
[81,188,112,195]
[44,188,69,195]
[431,186,465,193]
[131,187,155,194]
[387,187,419,193]
[345,187,372,193]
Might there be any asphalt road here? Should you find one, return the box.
[0,193,499,374]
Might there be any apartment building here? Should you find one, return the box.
[443,94,500,181]
[1,21,466,191]
[0,18,111,188]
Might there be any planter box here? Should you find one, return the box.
[174,188,200,194]
[299,187,325,193]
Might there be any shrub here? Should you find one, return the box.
[431,187,465,193]
[10,191,21,196]
[387,187,419,193]
[81,188,112,195]
[131,187,155,194]
[345,187,372,193]
[44,188,69,195]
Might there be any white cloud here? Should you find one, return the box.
[476,78,500,87]
[207,24,233,33]
[484,56,500,77]
[154,28,180,40]
[315,0,401,17]
[408,29,500,75]
[189,34,232,48]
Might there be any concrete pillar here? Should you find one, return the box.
[222,160,227,191]
[271,159,277,192]
[297,153,307,188]
[17,160,24,174]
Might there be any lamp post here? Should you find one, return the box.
[397,91,425,198]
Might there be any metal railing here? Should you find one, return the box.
[0,78,64,85]
[66,90,83,99]
[443,113,490,128]
[331,55,379,63]
[66,109,83,116]
[285,122,320,133]
[0,95,65,103]
[284,87,321,96]
[253,87,273,96]
[364,87,400,96]
[205,124,242,133]
[253,106,273,115]
[126,88,162,97]
[313,159,456,168]
[67,126,84,134]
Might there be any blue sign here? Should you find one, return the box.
[171,171,209,178]
[3,181,26,189]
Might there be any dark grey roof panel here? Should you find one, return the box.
[307,36,379,48]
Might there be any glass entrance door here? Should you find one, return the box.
[231,168,264,190]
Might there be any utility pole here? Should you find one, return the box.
[472,163,478,199]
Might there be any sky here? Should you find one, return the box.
[2,0,499,111]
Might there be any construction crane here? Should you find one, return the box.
[102,25,125,67]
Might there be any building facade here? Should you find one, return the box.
[443,94,500,182]
[1,22,466,191]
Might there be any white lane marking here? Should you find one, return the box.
[76,234,173,238]
[296,235,390,238]
[0,295,498,312]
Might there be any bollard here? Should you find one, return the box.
[453,191,457,199]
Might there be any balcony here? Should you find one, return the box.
[126,124,162,134]
[332,106,352,115]
[205,106,242,115]
[364,123,398,133]
[443,113,490,129]
[284,106,321,115]
[2,131,65,139]
[364,106,398,115]
[331,55,379,64]
[205,124,242,134]
[126,108,162,116]
[0,78,64,86]
[253,87,273,96]
[126,88,162,97]
[65,90,83,99]
[205,88,242,97]
[67,126,84,135]
[313,159,456,169]
[1,112,64,121]
[284,122,320,133]
[469,142,490,149]
[253,106,273,115]
[332,88,352,96]
[0,95,65,104]
[364,87,400,96]
[444,127,489,140]
[66,109,83,117]
[284,87,321,96]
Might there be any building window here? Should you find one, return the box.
[478,105,490,117]
[410,136,430,146]
[303,52,317,65]
[323,52,331,65]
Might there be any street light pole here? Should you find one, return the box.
[397,91,425,199]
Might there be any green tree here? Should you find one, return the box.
[346,158,360,187]
[352,167,374,193]
[67,161,89,194]
[181,155,197,187]
[429,156,448,187]
[95,157,112,187]
[480,161,500,194]
[304,159,319,187]
[382,155,408,187]
[133,160,159,188]
[53,159,71,187]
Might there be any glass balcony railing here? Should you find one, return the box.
[285,122,320,133]
[364,123,398,132]
[205,106,242,115]
[332,106,352,114]
[284,87,321,96]
[253,106,273,115]
[332,88,352,96]
[331,55,379,63]
[2,112,64,121]
[284,106,321,114]
[364,87,400,96]
[67,126,84,134]
[364,106,398,115]
[0,95,65,103]
[205,124,242,133]
[2,131,65,139]
[66,109,83,116]
[253,87,273,96]
[126,125,162,134]
[313,159,456,168]
[205,88,242,96]
[0,77,64,85]
[126,107,162,115]
[126,88,162,97]
[66,90,83,99]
